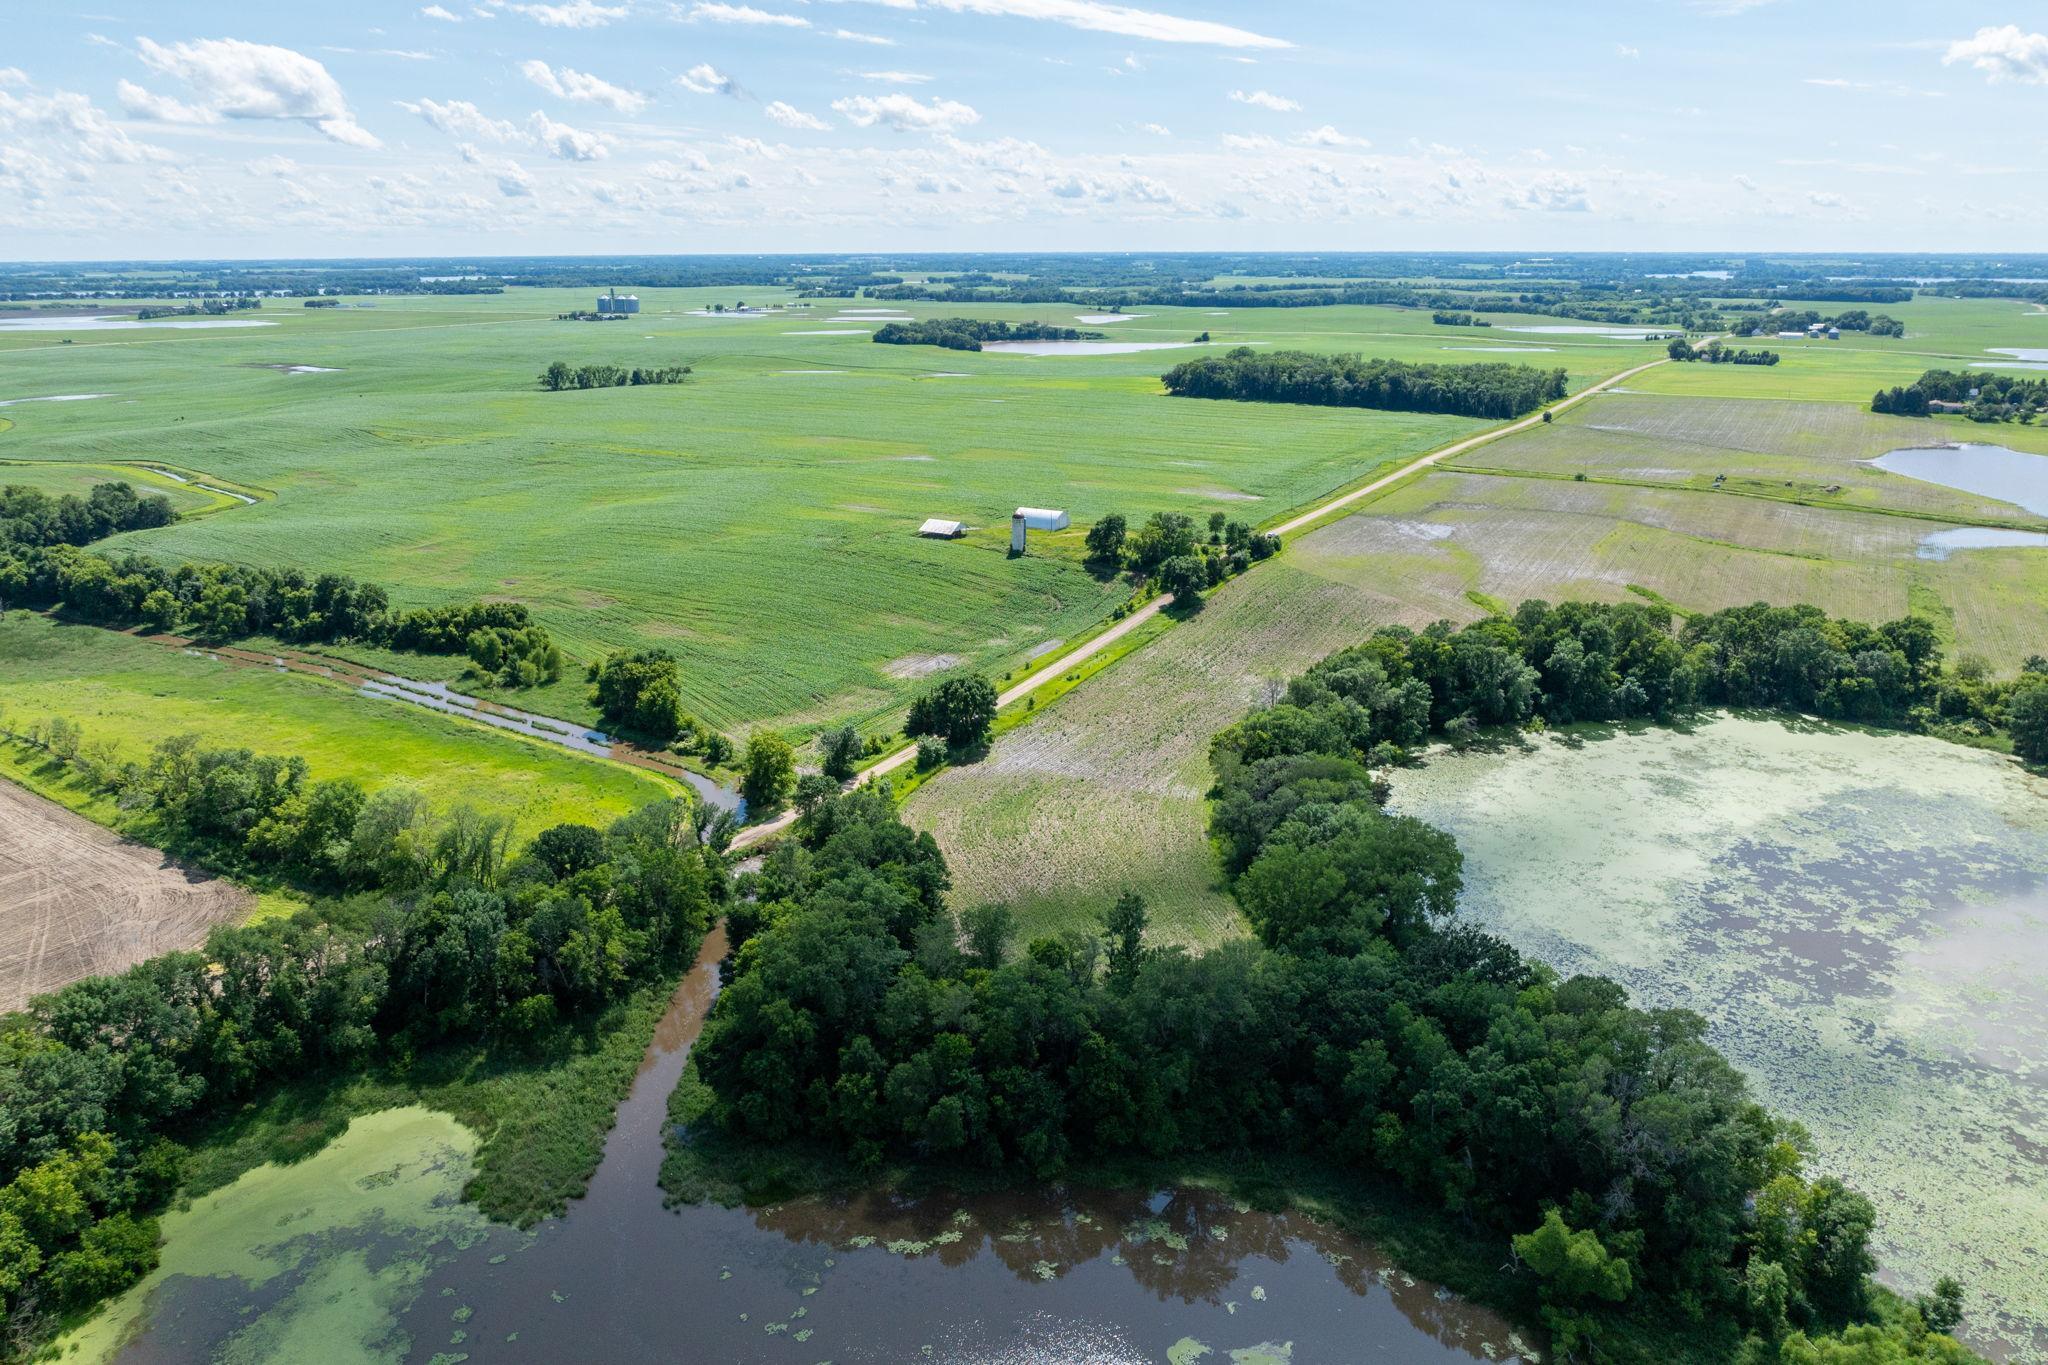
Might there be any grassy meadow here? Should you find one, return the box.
[0,289,1656,736]
[0,612,679,840]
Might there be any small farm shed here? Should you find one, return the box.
[919,518,966,539]
[1010,506,1069,553]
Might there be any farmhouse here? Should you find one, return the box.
[918,518,966,539]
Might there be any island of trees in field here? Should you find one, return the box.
[538,362,691,391]
[673,596,2014,1365]
[1162,348,1569,419]
[1872,369,2048,423]
[1668,339,1781,365]
[871,319,1101,352]
[1,482,174,551]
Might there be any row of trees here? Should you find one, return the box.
[1162,349,1570,420]
[870,319,1097,352]
[1669,339,1781,365]
[0,543,534,660]
[134,298,261,320]
[0,482,175,552]
[1431,311,1490,327]
[693,776,1977,1363]
[0,734,718,1340]
[537,362,691,391]
[1219,598,2043,759]
[1872,369,2047,423]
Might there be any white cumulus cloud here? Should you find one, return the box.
[399,97,520,140]
[830,92,980,132]
[136,36,380,147]
[1229,88,1299,112]
[526,110,610,159]
[882,0,1289,51]
[686,2,810,24]
[520,59,646,112]
[117,79,219,124]
[1944,25,2048,85]
[676,63,739,96]
[421,4,462,19]
[858,70,930,83]
[506,0,627,27]
[1296,124,1367,147]
[764,100,830,130]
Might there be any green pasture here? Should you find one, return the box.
[0,291,1655,735]
[0,612,678,839]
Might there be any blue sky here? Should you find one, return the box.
[3,0,2046,257]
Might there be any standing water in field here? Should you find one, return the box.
[1388,715,2048,1363]
[75,928,1531,1364]
[1870,443,2048,518]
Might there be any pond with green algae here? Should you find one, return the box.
[1388,713,2048,1363]
[63,932,1535,1364]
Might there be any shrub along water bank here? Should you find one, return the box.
[0,740,720,1351]
[1162,348,1570,419]
[669,599,2014,1363]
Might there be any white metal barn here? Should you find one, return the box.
[918,518,966,539]
[1010,507,1069,552]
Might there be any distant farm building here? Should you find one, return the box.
[918,518,966,539]
[1010,506,1069,553]
[596,289,640,316]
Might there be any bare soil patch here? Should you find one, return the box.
[0,776,252,1011]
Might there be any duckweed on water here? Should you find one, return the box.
[1391,714,2048,1360]
[54,1107,490,1365]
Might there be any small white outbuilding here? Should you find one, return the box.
[1010,506,1069,553]
[918,518,966,539]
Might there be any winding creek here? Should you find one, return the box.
[77,927,1533,1364]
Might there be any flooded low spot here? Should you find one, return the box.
[1494,325,1669,338]
[1916,527,2048,560]
[1075,313,1149,324]
[1988,348,2048,363]
[982,340,1208,357]
[0,315,276,331]
[1389,715,2048,1361]
[1869,443,2048,518]
[83,930,1532,1364]
[251,364,342,375]
[885,651,965,679]
[0,392,112,406]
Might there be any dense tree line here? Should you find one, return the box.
[905,675,998,749]
[870,319,1099,352]
[0,482,174,552]
[1431,311,1490,327]
[1232,598,2041,754]
[692,736,1982,1362]
[464,624,563,688]
[1669,339,1781,365]
[1872,369,2047,423]
[0,544,539,663]
[0,729,717,1343]
[538,362,691,391]
[1162,349,1569,420]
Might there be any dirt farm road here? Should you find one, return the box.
[732,353,1673,850]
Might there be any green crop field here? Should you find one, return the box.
[0,291,1656,737]
[0,613,679,839]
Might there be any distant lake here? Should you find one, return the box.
[1916,527,2048,560]
[1870,443,2048,518]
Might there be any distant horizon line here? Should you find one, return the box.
[6,248,2048,269]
